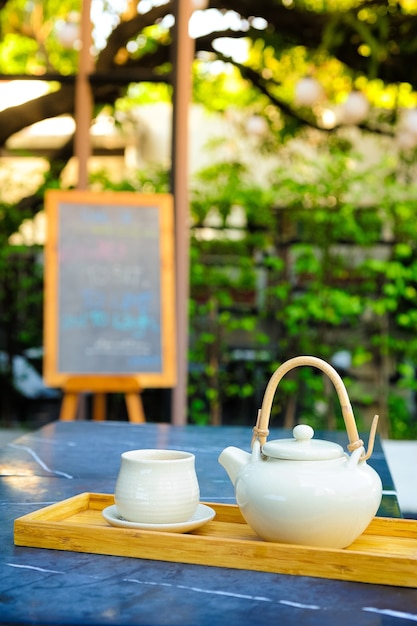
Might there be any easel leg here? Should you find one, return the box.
[59,392,79,421]
[92,393,106,421]
[125,392,145,423]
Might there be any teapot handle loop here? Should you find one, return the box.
[252,356,378,462]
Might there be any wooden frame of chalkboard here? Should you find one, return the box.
[43,189,176,390]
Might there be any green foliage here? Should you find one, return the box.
[3,133,417,437]
[0,174,48,365]
[89,165,170,194]
[0,243,44,359]
[193,61,261,112]
[183,139,417,437]
[116,83,172,108]
[0,0,80,74]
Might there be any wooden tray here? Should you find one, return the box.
[14,492,417,587]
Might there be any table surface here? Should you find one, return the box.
[0,420,416,626]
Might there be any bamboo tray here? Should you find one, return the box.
[14,492,417,587]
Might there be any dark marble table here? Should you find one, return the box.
[0,420,416,626]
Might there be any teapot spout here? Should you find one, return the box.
[218,446,251,486]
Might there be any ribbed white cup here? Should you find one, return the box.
[114,449,200,524]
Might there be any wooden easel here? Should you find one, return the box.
[43,191,177,423]
[59,376,145,423]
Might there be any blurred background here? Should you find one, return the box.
[1,0,417,449]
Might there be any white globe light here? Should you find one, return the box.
[341,91,369,125]
[402,109,417,135]
[57,21,80,49]
[192,0,209,9]
[246,115,268,136]
[295,77,323,107]
[397,130,417,150]
[320,108,337,129]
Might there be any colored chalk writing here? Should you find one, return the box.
[43,190,176,387]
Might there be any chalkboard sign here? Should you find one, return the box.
[43,190,176,388]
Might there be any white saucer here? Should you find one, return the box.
[102,503,216,533]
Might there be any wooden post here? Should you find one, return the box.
[72,0,93,417]
[75,0,93,190]
[170,0,194,425]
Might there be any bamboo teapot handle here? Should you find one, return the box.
[252,356,379,461]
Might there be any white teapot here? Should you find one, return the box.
[219,356,382,549]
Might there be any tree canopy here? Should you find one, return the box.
[1,0,417,153]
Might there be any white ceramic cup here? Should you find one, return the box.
[114,449,200,524]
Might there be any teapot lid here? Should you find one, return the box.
[261,424,344,461]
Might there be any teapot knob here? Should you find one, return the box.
[293,424,314,442]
